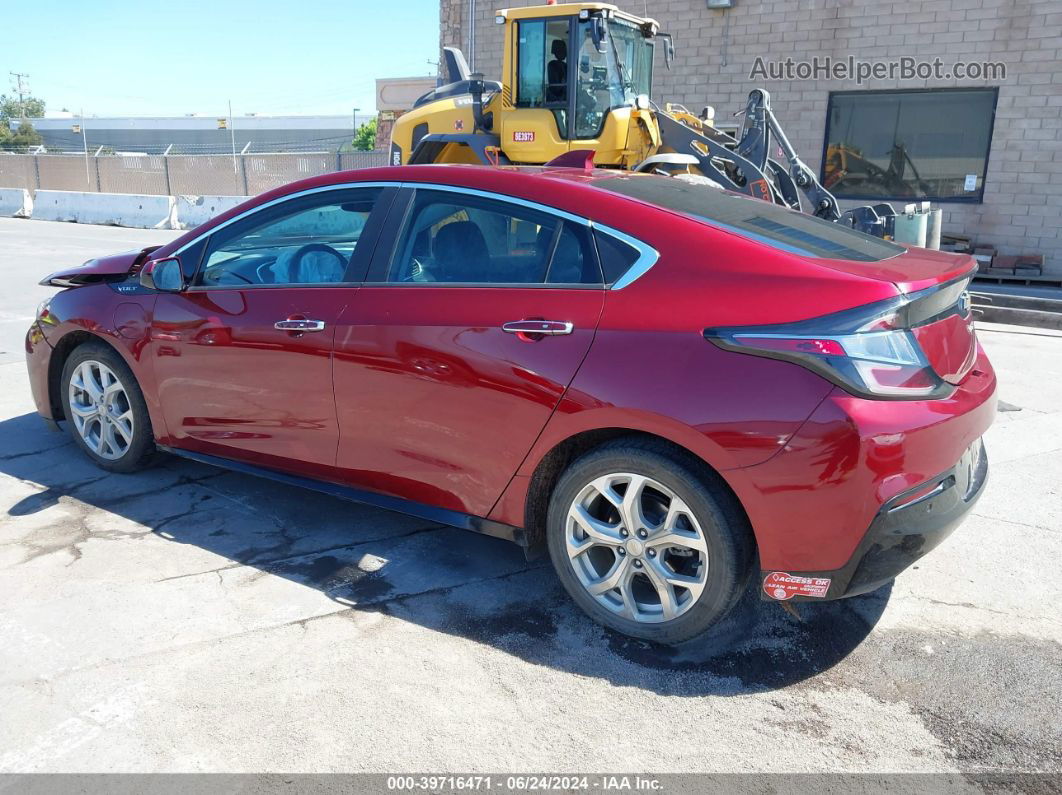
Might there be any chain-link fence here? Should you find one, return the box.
[0,150,389,197]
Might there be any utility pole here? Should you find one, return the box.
[228,100,239,193]
[9,72,30,118]
[353,107,360,131]
[81,109,90,187]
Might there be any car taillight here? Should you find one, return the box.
[704,289,959,400]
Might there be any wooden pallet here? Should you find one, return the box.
[973,273,1062,288]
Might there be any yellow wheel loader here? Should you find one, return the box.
[390,2,897,237]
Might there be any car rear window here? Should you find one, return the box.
[592,173,906,262]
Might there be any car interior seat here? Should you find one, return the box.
[433,221,491,282]
[547,227,588,283]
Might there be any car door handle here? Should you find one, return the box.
[274,319,326,332]
[501,320,574,336]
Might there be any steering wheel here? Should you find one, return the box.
[255,259,276,284]
[285,243,348,283]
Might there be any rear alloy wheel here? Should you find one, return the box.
[547,439,753,643]
[61,342,156,473]
[565,473,709,623]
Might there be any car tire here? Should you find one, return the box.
[546,437,754,644]
[61,341,157,473]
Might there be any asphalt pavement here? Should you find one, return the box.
[0,217,1060,776]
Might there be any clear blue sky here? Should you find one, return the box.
[3,0,439,118]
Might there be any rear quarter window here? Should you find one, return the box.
[593,231,640,285]
[593,173,905,263]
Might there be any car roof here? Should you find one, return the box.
[289,163,616,189]
[150,164,641,260]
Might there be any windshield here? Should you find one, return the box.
[574,18,653,138]
[610,20,653,99]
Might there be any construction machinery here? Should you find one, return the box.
[390,2,897,237]
[824,141,934,198]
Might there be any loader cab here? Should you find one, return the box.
[500,4,660,163]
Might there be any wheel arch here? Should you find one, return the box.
[47,330,134,421]
[516,427,754,558]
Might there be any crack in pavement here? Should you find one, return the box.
[151,523,447,583]
[0,439,74,462]
[1,478,226,567]
[905,594,1058,623]
[0,563,542,689]
[970,511,1059,535]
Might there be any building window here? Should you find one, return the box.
[822,88,998,203]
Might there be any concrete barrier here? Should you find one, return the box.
[173,195,246,230]
[32,190,175,229]
[0,188,32,218]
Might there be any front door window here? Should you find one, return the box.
[198,189,383,287]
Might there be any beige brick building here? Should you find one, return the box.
[439,0,1062,276]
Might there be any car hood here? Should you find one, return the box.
[40,246,160,287]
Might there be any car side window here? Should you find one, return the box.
[198,188,382,287]
[594,229,640,285]
[387,190,599,285]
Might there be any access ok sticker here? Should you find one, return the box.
[763,572,831,601]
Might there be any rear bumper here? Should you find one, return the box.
[725,343,996,583]
[761,437,988,601]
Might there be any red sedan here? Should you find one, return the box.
[25,165,995,643]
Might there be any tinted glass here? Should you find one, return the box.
[388,190,599,285]
[573,18,653,138]
[594,173,905,262]
[594,230,640,284]
[823,89,997,201]
[199,189,381,286]
[545,18,570,106]
[610,19,653,99]
[545,224,599,284]
[517,20,546,108]
[574,19,611,138]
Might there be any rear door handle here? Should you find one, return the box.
[501,320,574,336]
[274,319,326,332]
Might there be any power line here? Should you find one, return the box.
[9,72,30,118]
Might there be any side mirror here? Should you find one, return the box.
[590,17,607,53]
[140,257,185,292]
[659,33,675,70]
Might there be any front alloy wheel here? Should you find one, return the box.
[68,360,135,460]
[61,341,156,473]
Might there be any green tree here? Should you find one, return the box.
[0,94,46,121]
[0,93,45,150]
[352,117,378,151]
[0,119,43,150]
